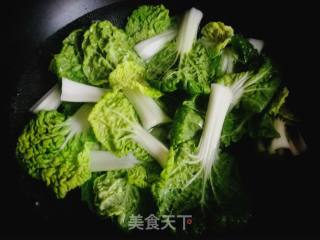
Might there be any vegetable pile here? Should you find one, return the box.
[16,4,307,233]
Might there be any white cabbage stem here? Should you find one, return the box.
[97,105,169,167]
[197,84,233,179]
[269,119,291,154]
[90,151,139,172]
[134,29,177,60]
[61,78,107,102]
[132,123,169,167]
[269,119,307,156]
[61,104,92,149]
[68,103,92,131]
[248,38,264,53]
[197,70,269,178]
[196,73,257,178]
[176,7,203,54]
[30,84,61,113]
[229,72,251,108]
[124,89,171,130]
[220,49,236,74]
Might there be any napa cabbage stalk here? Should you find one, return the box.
[176,8,203,54]
[190,61,279,202]
[124,89,171,130]
[61,74,170,130]
[89,91,169,167]
[109,60,171,129]
[248,38,264,53]
[30,84,61,113]
[269,119,307,155]
[134,29,177,60]
[61,78,107,102]
[90,151,139,172]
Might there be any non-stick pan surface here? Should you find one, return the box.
[4,0,318,238]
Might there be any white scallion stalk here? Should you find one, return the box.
[197,84,233,180]
[90,151,139,172]
[30,84,61,113]
[248,38,264,53]
[61,78,107,102]
[176,7,203,54]
[124,89,171,130]
[132,123,169,167]
[134,29,177,60]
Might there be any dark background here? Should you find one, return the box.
[3,0,319,238]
